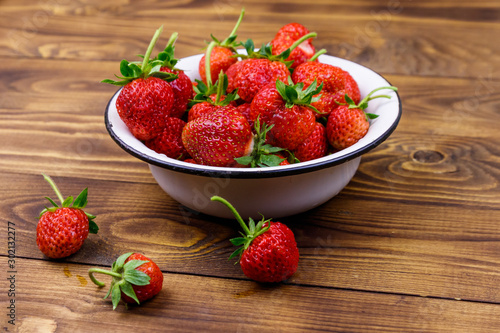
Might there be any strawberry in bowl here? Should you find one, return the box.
[103,21,401,219]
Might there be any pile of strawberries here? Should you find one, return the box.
[104,10,395,168]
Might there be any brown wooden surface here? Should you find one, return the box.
[2,0,500,332]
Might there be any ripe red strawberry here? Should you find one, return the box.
[103,26,178,141]
[327,86,398,150]
[292,61,361,119]
[250,79,322,150]
[199,9,245,84]
[211,196,299,283]
[226,32,317,103]
[226,57,290,102]
[89,252,163,310]
[144,117,189,160]
[293,122,328,162]
[182,106,254,167]
[37,174,98,259]
[271,22,317,69]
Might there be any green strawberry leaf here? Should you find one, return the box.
[366,113,380,119]
[73,188,88,209]
[89,220,99,234]
[234,155,253,166]
[229,247,244,261]
[111,283,122,310]
[230,237,247,246]
[114,252,134,271]
[258,154,286,167]
[44,196,59,209]
[123,259,149,271]
[120,281,140,304]
[62,196,73,208]
[123,269,151,286]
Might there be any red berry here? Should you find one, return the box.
[36,174,97,259]
[271,22,316,69]
[182,106,254,167]
[240,222,299,283]
[144,117,189,160]
[199,46,238,84]
[116,77,175,141]
[293,122,328,162]
[89,252,163,310]
[121,253,164,304]
[160,67,193,118]
[226,59,289,102]
[211,196,299,283]
[326,105,369,150]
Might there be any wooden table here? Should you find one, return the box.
[2,0,500,331]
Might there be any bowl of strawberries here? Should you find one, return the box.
[104,15,401,219]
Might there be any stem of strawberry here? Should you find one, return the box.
[88,268,123,287]
[288,32,317,53]
[141,25,164,73]
[164,31,178,49]
[309,49,327,62]
[204,41,217,87]
[42,173,64,204]
[224,8,245,46]
[356,86,398,110]
[211,196,250,235]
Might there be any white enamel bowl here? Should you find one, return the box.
[105,54,401,219]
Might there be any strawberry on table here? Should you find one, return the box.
[271,22,317,69]
[102,26,178,141]
[89,252,163,310]
[199,8,245,84]
[326,86,398,150]
[211,196,299,283]
[36,174,98,259]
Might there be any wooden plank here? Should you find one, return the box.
[0,0,498,78]
[2,170,500,303]
[3,258,500,332]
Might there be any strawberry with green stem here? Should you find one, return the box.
[211,196,299,283]
[271,22,318,69]
[225,32,318,102]
[88,252,164,310]
[102,26,178,141]
[37,174,97,259]
[327,86,398,150]
[249,77,323,151]
[199,8,245,84]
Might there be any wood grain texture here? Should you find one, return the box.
[1,0,500,331]
[8,259,500,333]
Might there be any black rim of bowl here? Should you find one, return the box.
[105,75,402,179]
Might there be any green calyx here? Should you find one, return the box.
[102,26,178,86]
[239,32,317,67]
[208,8,245,52]
[235,118,291,168]
[88,252,151,310]
[275,77,324,113]
[210,196,272,261]
[339,86,398,120]
[40,173,98,234]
